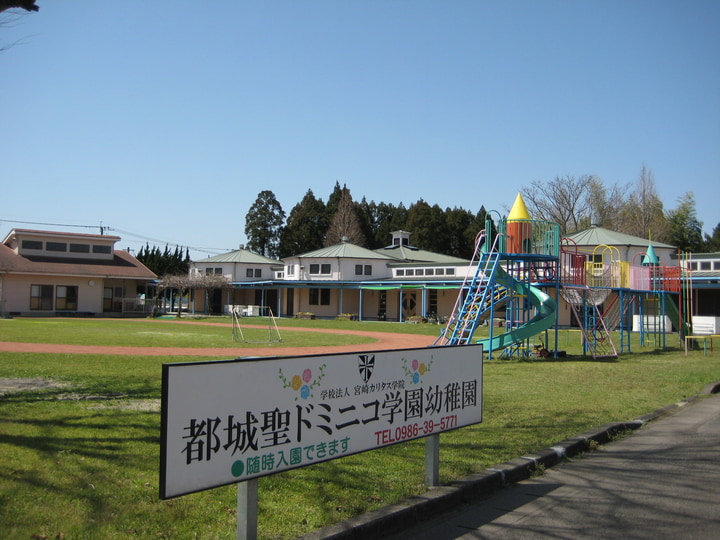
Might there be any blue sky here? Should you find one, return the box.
[2,1,719,259]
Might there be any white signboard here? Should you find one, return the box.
[160,345,483,499]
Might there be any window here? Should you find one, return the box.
[30,285,54,310]
[425,268,434,276]
[435,268,445,275]
[93,245,112,254]
[355,264,363,275]
[429,289,438,315]
[309,263,331,275]
[246,268,254,278]
[445,268,455,276]
[70,243,90,253]
[364,265,372,275]
[207,268,222,275]
[103,287,113,311]
[22,240,43,250]
[415,269,424,276]
[309,288,331,306]
[46,242,67,252]
[406,269,415,276]
[396,269,405,276]
[287,264,295,275]
[246,268,262,278]
[56,286,78,310]
[255,269,262,278]
[700,261,711,271]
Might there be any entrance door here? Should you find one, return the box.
[286,289,294,317]
[209,289,222,315]
[402,292,417,319]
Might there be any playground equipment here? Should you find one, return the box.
[435,194,560,359]
[231,306,282,344]
[558,237,686,357]
[437,192,688,359]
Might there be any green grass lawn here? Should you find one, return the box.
[1,317,719,539]
[0,317,381,348]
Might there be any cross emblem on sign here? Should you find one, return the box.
[358,354,375,383]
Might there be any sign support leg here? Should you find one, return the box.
[425,433,440,487]
[237,479,258,540]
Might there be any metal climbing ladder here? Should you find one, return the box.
[560,285,618,359]
[435,233,506,346]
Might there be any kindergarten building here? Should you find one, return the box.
[188,231,471,321]
[0,229,157,317]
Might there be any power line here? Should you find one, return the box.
[0,218,100,231]
[101,227,230,256]
[0,219,231,256]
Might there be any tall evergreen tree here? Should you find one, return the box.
[703,223,720,252]
[278,189,327,257]
[244,190,285,258]
[667,192,703,252]
[325,181,345,220]
[136,243,188,275]
[371,201,406,248]
[354,197,378,249]
[405,200,448,252]
[445,206,475,258]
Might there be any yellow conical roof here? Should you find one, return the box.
[508,193,530,221]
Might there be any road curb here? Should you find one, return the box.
[297,380,720,540]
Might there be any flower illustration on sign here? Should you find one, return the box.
[402,356,433,384]
[279,364,326,400]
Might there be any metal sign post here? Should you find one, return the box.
[237,479,258,540]
[425,433,440,487]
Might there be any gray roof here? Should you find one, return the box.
[565,226,675,249]
[193,249,279,265]
[295,243,391,260]
[375,244,470,264]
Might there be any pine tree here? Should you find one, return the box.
[245,190,285,258]
[279,189,327,257]
[668,192,703,252]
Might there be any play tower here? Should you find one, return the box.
[436,193,685,359]
[435,193,561,359]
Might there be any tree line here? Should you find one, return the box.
[244,182,490,260]
[136,244,190,276]
[244,169,718,260]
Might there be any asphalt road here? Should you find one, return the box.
[383,392,720,540]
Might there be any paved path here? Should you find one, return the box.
[381,392,720,540]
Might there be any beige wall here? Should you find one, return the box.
[1,274,103,314]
